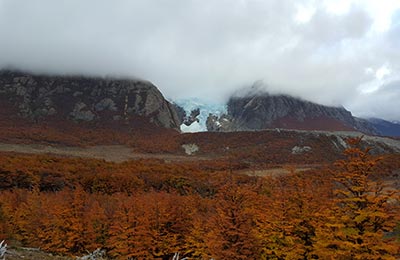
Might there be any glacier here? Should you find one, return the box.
[173,98,227,132]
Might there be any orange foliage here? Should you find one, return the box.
[206,179,262,259]
[0,141,399,259]
[314,138,400,259]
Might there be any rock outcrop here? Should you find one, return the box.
[206,114,233,132]
[207,90,377,134]
[0,70,181,130]
[182,108,200,126]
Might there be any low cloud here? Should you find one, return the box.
[0,0,399,120]
[350,80,400,120]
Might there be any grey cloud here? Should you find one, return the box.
[298,6,372,44]
[0,0,399,120]
[350,81,400,121]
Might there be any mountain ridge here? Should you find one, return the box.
[0,70,182,130]
[206,91,378,134]
[365,118,400,137]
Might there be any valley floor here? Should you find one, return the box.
[5,247,72,260]
[0,143,211,163]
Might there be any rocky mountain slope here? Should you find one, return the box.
[0,70,182,130]
[366,118,400,137]
[207,91,377,134]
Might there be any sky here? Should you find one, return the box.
[0,0,399,120]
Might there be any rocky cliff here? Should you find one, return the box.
[207,91,377,134]
[0,70,182,130]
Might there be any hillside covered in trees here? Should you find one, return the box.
[0,137,399,259]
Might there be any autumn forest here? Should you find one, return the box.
[0,137,399,259]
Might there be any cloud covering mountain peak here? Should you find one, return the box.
[0,0,399,120]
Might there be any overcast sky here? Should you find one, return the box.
[0,0,399,120]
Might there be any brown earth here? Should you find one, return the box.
[5,247,72,260]
[0,143,211,163]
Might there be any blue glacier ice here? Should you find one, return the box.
[173,98,227,132]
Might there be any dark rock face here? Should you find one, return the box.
[172,103,186,125]
[206,114,233,132]
[182,108,200,126]
[0,70,181,130]
[207,92,377,134]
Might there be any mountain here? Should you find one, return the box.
[206,90,377,134]
[365,118,400,137]
[0,70,182,130]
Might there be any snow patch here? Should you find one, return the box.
[180,122,203,133]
